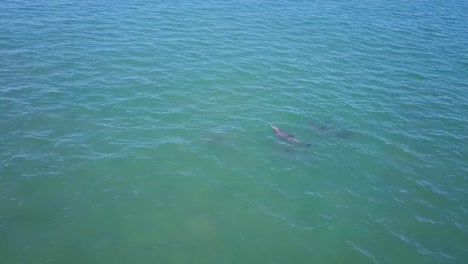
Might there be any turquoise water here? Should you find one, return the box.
[1,0,467,263]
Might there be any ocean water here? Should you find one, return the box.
[1,0,467,263]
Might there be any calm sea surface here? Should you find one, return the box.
[1,0,467,263]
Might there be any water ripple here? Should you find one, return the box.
[1,0,467,263]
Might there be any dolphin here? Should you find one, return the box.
[270,125,302,143]
[271,125,299,142]
[309,121,353,140]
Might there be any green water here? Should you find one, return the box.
[1,0,467,263]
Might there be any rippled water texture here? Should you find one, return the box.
[1,0,467,263]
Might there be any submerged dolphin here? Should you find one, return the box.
[270,125,301,143]
[309,121,353,140]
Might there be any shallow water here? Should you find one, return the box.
[1,0,467,263]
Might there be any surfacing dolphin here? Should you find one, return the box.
[271,125,311,147]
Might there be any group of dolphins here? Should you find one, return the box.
[204,123,349,147]
[271,123,351,147]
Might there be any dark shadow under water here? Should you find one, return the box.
[309,121,353,140]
